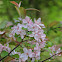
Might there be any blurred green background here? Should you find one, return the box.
[0,0,62,62]
[0,0,62,24]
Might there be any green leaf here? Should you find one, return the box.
[21,44,25,48]
[31,44,36,48]
[23,42,36,48]
[27,31,32,35]
[23,37,29,41]
[15,6,26,19]
[14,33,19,37]
[11,54,19,58]
[60,47,62,50]
[14,33,22,42]
[9,45,15,50]
[0,21,7,29]
[17,37,22,42]
[29,37,34,40]
[46,42,53,47]
[22,27,28,30]
[44,48,51,52]
[0,38,7,44]
[49,21,59,27]
[1,51,8,57]
[47,42,53,47]
[26,43,31,47]
[15,46,23,51]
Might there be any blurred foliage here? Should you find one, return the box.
[0,0,62,62]
[0,0,62,23]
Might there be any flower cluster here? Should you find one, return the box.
[0,16,61,62]
[0,43,11,53]
[9,16,46,62]
[0,1,61,62]
[49,45,61,56]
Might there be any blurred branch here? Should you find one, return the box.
[54,27,62,29]
[41,51,62,62]
[47,26,62,34]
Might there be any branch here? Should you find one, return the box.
[41,52,62,62]
[54,27,62,29]
[0,32,28,61]
[0,43,20,61]
[26,8,40,12]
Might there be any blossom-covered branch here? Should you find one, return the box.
[41,51,62,62]
[0,16,61,62]
[0,1,61,62]
[0,43,20,61]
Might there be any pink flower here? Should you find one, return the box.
[34,18,45,28]
[40,41,46,48]
[9,23,26,39]
[9,16,47,62]
[0,44,11,53]
[49,45,61,56]
[11,50,21,55]
[49,45,56,52]
[20,53,28,62]
[0,44,4,53]
[22,16,31,24]
[0,31,5,34]
[34,51,40,60]
[56,48,61,56]
[6,22,13,27]
[31,58,35,62]
[34,43,40,51]
[23,48,35,58]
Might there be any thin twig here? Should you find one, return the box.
[0,43,20,61]
[54,27,62,29]
[41,52,62,62]
[26,8,40,12]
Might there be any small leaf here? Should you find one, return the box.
[31,44,36,48]
[15,6,26,19]
[21,44,25,48]
[27,31,32,35]
[10,1,19,7]
[29,37,34,40]
[19,1,21,7]
[46,42,53,47]
[0,21,7,29]
[14,33,19,37]
[49,21,59,27]
[26,8,40,12]
[11,54,19,58]
[23,37,29,41]
[44,48,51,52]
[22,27,28,30]
[1,50,8,57]
[9,45,15,50]
[60,47,62,50]
[26,44,31,47]
[0,38,7,44]
[17,37,22,42]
